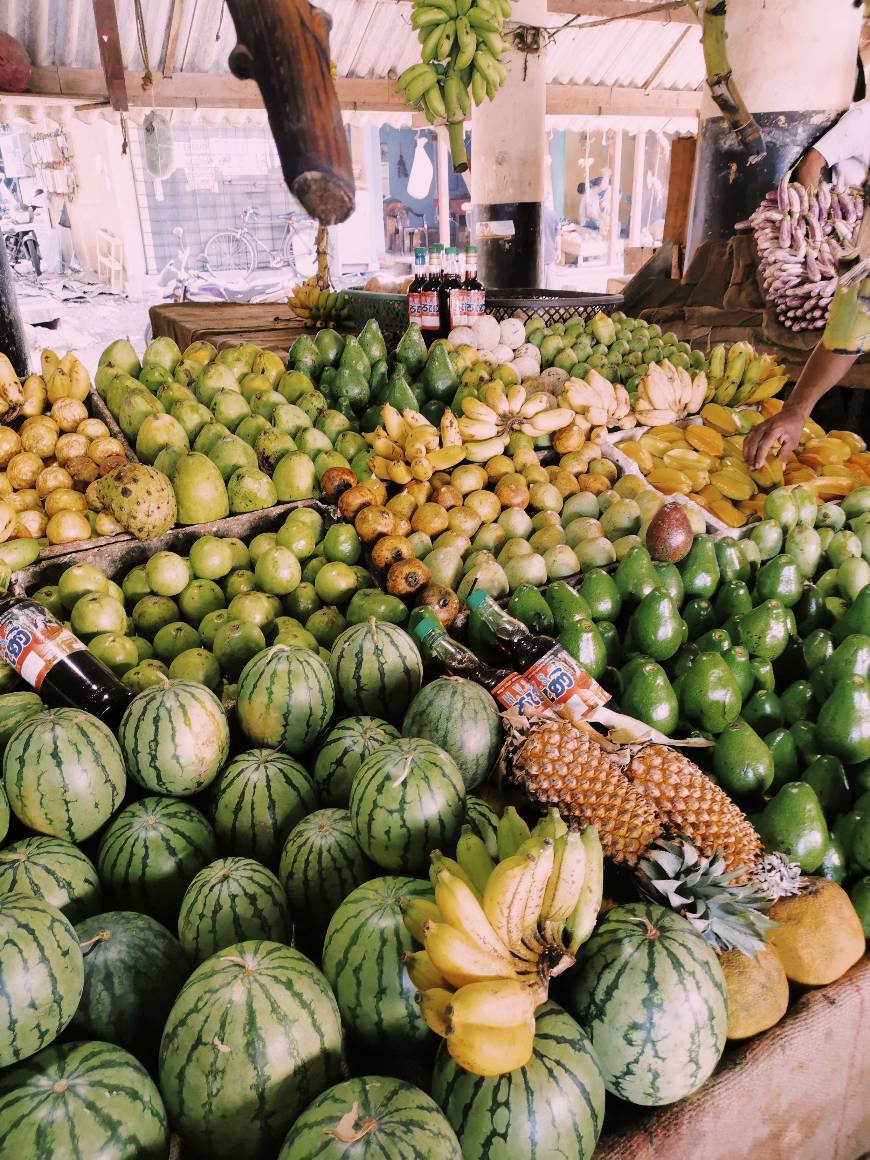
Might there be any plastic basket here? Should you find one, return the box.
[344,290,409,341]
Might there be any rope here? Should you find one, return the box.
[134,0,153,91]
[119,112,129,156]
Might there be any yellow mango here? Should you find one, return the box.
[700,404,737,434]
[647,467,692,495]
[686,426,725,457]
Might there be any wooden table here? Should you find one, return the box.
[148,303,311,355]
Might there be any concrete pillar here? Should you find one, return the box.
[687,0,862,256]
[629,131,646,247]
[436,128,451,248]
[471,0,547,288]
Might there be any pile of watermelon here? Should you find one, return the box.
[0,611,723,1159]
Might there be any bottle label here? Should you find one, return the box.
[408,290,421,324]
[420,290,440,331]
[449,288,466,329]
[491,672,545,716]
[523,646,610,716]
[0,605,86,691]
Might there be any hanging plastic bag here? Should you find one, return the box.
[143,111,175,180]
[407,135,433,201]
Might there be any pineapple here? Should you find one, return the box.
[624,745,762,876]
[752,852,803,901]
[636,838,776,955]
[510,718,663,864]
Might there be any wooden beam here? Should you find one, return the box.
[545,83,701,117]
[91,0,128,111]
[547,0,695,24]
[161,0,186,79]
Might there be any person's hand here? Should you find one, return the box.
[743,408,807,470]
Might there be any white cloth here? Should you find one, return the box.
[814,99,870,188]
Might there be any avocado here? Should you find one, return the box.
[714,536,750,584]
[713,718,774,796]
[765,726,800,788]
[722,645,753,701]
[713,581,753,624]
[679,651,742,734]
[741,689,784,734]
[543,581,591,633]
[578,570,622,622]
[620,661,679,736]
[816,676,870,766]
[559,618,607,680]
[780,679,816,727]
[614,545,659,605]
[678,535,720,600]
[801,755,851,818]
[682,597,717,640]
[738,599,791,661]
[651,562,684,608]
[629,588,684,662]
[754,554,803,607]
[509,585,556,635]
[755,783,829,872]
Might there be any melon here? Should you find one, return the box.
[159,939,342,1160]
[236,645,335,755]
[177,856,290,963]
[402,676,501,790]
[0,783,7,844]
[330,619,422,721]
[465,795,500,858]
[349,738,465,873]
[312,715,400,807]
[0,836,102,922]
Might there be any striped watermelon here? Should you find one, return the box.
[0,783,8,845]
[330,619,423,721]
[349,739,465,873]
[2,708,125,842]
[72,911,191,1067]
[119,680,230,796]
[0,893,84,1067]
[432,1001,605,1160]
[208,748,317,870]
[97,796,218,925]
[0,1040,169,1160]
[0,836,102,922]
[159,939,342,1160]
[465,795,499,859]
[278,1076,462,1159]
[177,856,290,963]
[402,677,502,790]
[312,716,400,807]
[0,691,43,759]
[563,902,727,1106]
[278,808,373,949]
[321,876,432,1056]
[237,645,335,755]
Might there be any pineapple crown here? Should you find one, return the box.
[635,838,777,956]
[752,852,804,902]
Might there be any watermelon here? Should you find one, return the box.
[72,911,191,1067]
[237,645,335,755]
[0,782,8,845]
[0,1040,169,1160]
[278,1076,462,1159]
[312,716,400,807]
[177,856,290,963]
[432,1001,605,1159]
[0,691,42,759]
[563,902,727,1106]
[402,677,502,790]
[349,738,465,873]
[278,808,372,949]
[321,876,432,1056]
[208,748,317,870]
[0,836,102,922]
[119,680,230,796]
[330,619,423,721]
[0,893,84,1067]
[465,795,500,859]
[2,708,125,842]
[159,939,342,1160]
[97,796,218,925]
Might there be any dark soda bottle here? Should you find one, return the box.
[445,246,467,333]
[412,613,544,716]
[420,245,443,338]
[0,574,132,730]
[464,245,485,323]
[407,247,427,326]
[465,588,609,724]
[439,246,461,338]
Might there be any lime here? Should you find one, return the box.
[152,621,202,663]
[322,524,361,565]
[199,608,233,650]
[178,579,225,627]
[248,532,278,565]
[223,537,251,570]
[31,585,65,619]
[305,606,347,649]
[58,563,109,610]
[121,565,152,606]
[302,556,327,584]
[227,591,282,634]
[213,619,266,679]
[276,520,318,560]
[189,535,235,580]
[122,659,169,694]
[273,626,318,651]
[287,508,323,539]
[130,636,154,662]
[146,551,191,597]
[169,647,222,692]
[314,561,358,605]
[88,633,139,676]
[71,594,127,639]
[283,581,321,622]
[132,595,180,639]
[254,547,302,597]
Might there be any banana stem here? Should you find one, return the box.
[315,225,330,290]
[693,0,766,164]
[448,120,469,174]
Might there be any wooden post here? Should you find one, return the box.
[437,128,451,248]
[91,0,128,111]
[629,130,646,247]
[607,128,623,269]
[0,230,30,377]
[663,135,697,245]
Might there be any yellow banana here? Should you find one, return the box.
[371,436,404,460]
[483,382,510,416]
[461,397,500,424]
[518,839,555,952]
[540,829,586,928]
[402,408,433,429]
[445,1016,535,1076]
[463,435,509,461]
[369,455,397,480]
[520,407,576,436]
[426,444,466,470]
[418,986,453,1036]
[382,403,407,442]
[404,950,451,992]
[388,461,414,485]
[430,850,480,896]
[532,808,568,841]
[458,417,500,442]
[506,384,526,412]
[456,826,496,896]
[405,428,440,459]
[440,408,463,447]
[482,852,538,960]
[567,827,604,954]
[497,807,531,860]
[402,897,442,943]
[434,869,512,960]
[410,456,434,481]
[448,978,536,1029]
[518,393,550,419]
[423,921,518,987]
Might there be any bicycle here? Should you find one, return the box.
[203,205,317,277]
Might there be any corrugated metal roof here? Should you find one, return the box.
[3,0,704,91]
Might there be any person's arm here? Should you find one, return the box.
[743,342,858,469]
[794,148,826,190]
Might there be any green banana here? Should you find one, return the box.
[470,67,487,105]
[567,828,604,955]
[708,343,726,379]
[472,48,501,87]
[456,825,496,896]
[397,62,436,92]
[496,807,531,860]
[467,9,503,33]
[411,5,452,29]
[405,65,440,104]
[457,0,474,13]
[437,21,456,59]
[420,24,445,61]
[443,74,464,121]
[454,16,477,68]
[426,0,459,15]
[478,28,508,57]
[423,81,448,121]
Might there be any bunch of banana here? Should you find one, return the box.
[0,354,23,423]
[32,350,91,411]
[633,359,709,427]
[365,402,466,483]
[458,382,574,461]
[559,368,637,439]
[397,0,513,171]
[288,278,351,330]
[704,342,788,407]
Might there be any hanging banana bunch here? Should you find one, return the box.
[288,227,351,330]
[396,0,512,172]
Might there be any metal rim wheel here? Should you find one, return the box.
[282,224,317,278]
[204,231,255,274]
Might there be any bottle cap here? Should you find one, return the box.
[465,587,489,612]
[411,612,444,644]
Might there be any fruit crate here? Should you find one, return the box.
[484,289,623,327]
[12,500,339,596]
[344,291,409,343]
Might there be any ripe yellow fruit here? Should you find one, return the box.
[719,945,789,1040]
[765,878,866,986]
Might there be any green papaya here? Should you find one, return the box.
[713,719,774,796]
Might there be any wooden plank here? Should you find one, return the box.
[91,0,128,111]
[161,0,186,79]
[547,0,696,24]
[663,133,697,246]
[546,83,701,117]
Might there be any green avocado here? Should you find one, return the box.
[289,334,323,379]
[754,553,803,607]
[818,634,870,697]
[358,318,387,365]
[651,562,684,608]
[714,581,753,624]
[338,334,371,379]
[629,588,684,662]
[314,327,345,368]
[543,581,590,633]
[682,598,717,640]
[559,618,607,681]
[509,585,555,635]
[714,537,750,584]
[620,661,679,736]
[693,628,733,657]
[738,599,791,661]
[596,621,621,666]
[421,342,459,402]
[802,628,835,673]
[614,546,658,606]
[679,651,742,734]
[678,535,720,600]
[790,719,821,768]
[794,583,832,636]
[831,583,870,643]
[765,727,800,788]
[713,719,774,796]
[741,689,783,734]
[780,679,816,727]
[722,645,753,701]
[801,755,851,819]
[396,323,428,377]
[816,676,870,766]
[755,782,829,872]
[578,570,622,622]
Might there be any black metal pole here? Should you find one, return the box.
[0,228,29,376]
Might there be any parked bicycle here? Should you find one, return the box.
[203,205,316,277]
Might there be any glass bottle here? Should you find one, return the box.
[407,247,427,326]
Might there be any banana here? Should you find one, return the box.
[397,62,437,92]
[520,407,575,436]
[454,15,477,69]
[463,435,509,461]
[567,827,604,955]
[448,978,536,1030]
[497,807,531,860]
[439,408,463,447]
[482,852,538,958]
[428,0,459,15]
[40,350,60,384]
[456,825,496,895]
[423,921,518,987]
[411,6,452,30]
[427,444,466,470]
[420,24,445,64]
[430,850,480,896]
[402,408,433,429]
[458,417,500,442]
[461,396,499,423]
[532,808,568,841]
[402,897,442,943]
[483,382,510,416]
[418,986,454,1036]
[424,83,448,122]
[506,384,526,411]
[437,22,456,61]
[434,869,512,959]
[70,361,90,395]
[518,839,555,952]
[410,456,434,481]
[388,461,414,485]
[404,950,451,992]
[471,68,487,106]
[477,28,509,58]
[540,829,586,928]
[382,403,408,442]
[371,436,404,460]
[467,7,502,33]
[445,1015,535,1076]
